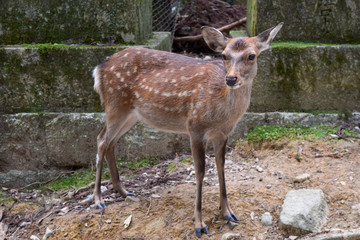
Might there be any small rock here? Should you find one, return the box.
[151,194,161,198]
[293,173,311,183]
[328,134,339,139]
[266,184,272,189]
[288,236,298,240]
[228,221,238,230]
[256,166,264,173]
[203,56,212,61]
[190,170,195,176]
[100,186,107,193]
[260,212,272,226]
[30,235,40,240]
[105,219,112,224]
[339,181,346,186]
[42,227,53,240]
[221,232,242,240]
[125,196,140,202]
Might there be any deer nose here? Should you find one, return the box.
[226,77,237,87]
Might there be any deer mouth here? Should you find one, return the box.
[226,81,244,89]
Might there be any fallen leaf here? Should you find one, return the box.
[124,214,133,229]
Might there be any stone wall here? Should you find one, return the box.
[0,0,152,44]
[247,0,360,43]
[1,112,359,187]
[250,44,360,112]
[2,42,359,114]
[0,32,171,114]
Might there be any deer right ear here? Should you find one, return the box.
[202,27,228,53]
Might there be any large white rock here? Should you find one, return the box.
[280,189,328,236]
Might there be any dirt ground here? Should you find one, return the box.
[3,136,360,240]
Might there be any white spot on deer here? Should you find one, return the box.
[127,71,131,76]
[144,52,149,56]
[139,98,143,102]
[117,86,122,90]
[199,72,205,75]
[161,92,171,97]
[172,91,177,96]
[124,83,128,87]
[152,69,156,73]
[171,79,177,83]
[109,80,113,84]
[180,67,185,71]
[116,72,121,78]
[170,69,175,73]
[154,90,160,94]
[196,102,203,108]
[120,78,125,82]
[181,76,188,81]
[96,154,99,165]
[164,107,169,111]
[108,87,113,94]
[165,60,170,64]
[122,92,128,97]
[135,91,140,98]
[192,109,197,115]
[153,54,158,58]
[137,51,141,54]
[142,78,147,82]
[133,66,137,73]
[145,86,149,90]
[155,72,161,77]
[149,87,153,92]
[110,66,115,71]
[124,53,129,57]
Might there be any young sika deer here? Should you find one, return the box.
[92,22,283,237]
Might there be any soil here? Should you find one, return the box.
[173,0,246,54]
[2,137,360,240]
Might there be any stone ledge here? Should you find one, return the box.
[1,111,359,187]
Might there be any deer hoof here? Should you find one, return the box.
[127,192,135,196]
[195,227,209,237]
[231,213,239,221]
[96,203,106,209]
[224,214,236,222]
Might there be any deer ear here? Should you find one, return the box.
[202,27,228,52]
[256,22,283,53]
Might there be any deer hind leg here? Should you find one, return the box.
[93,126,107,209]
[212,134,239,222]
[93,110,138,209]
[190,134,209,237]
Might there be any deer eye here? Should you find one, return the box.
[248,54,256,61]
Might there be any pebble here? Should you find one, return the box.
[266,184,272,189]
[151,194,161,198]
[260,212,272,226]
[203,56,212,61]
[221,232,241,240]
[125,196,140,202]
[293,173,311,183]
[256,166,264,173]
[30,235,40,240]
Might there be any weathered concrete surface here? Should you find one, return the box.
[280,189,328,236]
[0,0,152,44]
[247,0,360,43]
[0,32,171,114]
[1,44,360,113]
[1,112,359,187]
[250,45,360,112]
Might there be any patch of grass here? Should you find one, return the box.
[166,157,193,172]
[0,191,14,207]
[271,41,339,49]
[118,155,159,169]
[47,168,110,191]
[243,125,343,144]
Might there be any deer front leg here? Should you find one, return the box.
[190,135,209,237]
[213,136,239,222]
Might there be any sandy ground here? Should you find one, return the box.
[4,137,360,240]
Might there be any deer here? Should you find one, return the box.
[92,22,283,237]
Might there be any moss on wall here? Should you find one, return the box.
[0,0,152,44]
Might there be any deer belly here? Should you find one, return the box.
[134,108,188,133]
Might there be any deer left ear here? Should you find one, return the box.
[202,27,228,53]
[256,22,283,53]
